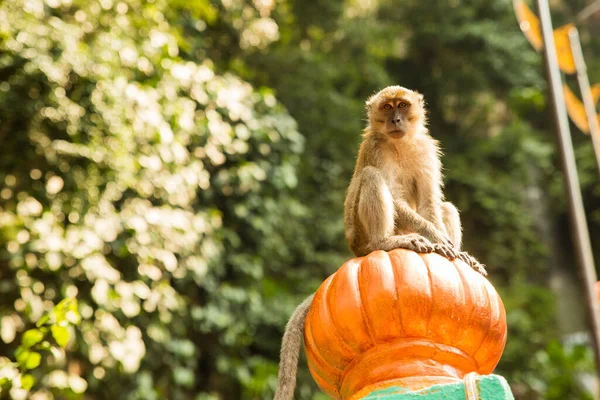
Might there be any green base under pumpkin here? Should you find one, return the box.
[360,374,514,400]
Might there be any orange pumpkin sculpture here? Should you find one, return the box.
[304,249,507,399]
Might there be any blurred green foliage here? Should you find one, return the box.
[0,298,81,398]
[0,0,599,399]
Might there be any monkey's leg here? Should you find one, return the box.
[393,198,455,249]
[441,202,462,250]
[356,167,437,255]
[274,294,315,400]
[440,204,487,275]
[455,251,487,276]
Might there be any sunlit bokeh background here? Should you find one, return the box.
[0,0,599,399]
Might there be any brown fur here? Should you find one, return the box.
[273,86,485,400]
[273,294,314,400]
[344,85,461,256]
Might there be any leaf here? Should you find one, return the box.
[16,350,42,370]
[35,314,50,328]
[38,341,52,350]
[52,298,80,326]
[0,377,10,389]
[21,374,35,390]
[15,349,30,365]
[21,329,45,349]
[51,325,70,348]
[24,352,41,370]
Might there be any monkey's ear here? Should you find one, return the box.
[365,95,377,112]
[416,92,425,105]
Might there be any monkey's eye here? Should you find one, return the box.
[398,101,410,108]
[383,104,393,110]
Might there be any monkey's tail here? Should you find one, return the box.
[273,293,315,400]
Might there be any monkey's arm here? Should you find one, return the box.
[394,198,453,246]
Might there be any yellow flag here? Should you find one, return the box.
[564,84,600,134]
[512,0,575,74]
[513,0,543,50]
[553,24,576,74]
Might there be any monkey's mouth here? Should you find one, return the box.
[387,130,406,138]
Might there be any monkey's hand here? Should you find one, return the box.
[422,227,456,250]
[432,243,459,260]
[456,251,487,276]
[438,235,456,249]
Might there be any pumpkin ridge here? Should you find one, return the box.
[454,260,475,328]
[452,260,480,367]
[451,260,466,340]
[428,254,464,343]
[474,280,506,373]
[320,274,361,366]
[309,364,341,399]
[327,264,366,355]
[388,250,404,337]
[423,253,434,337]
[305,309,344,384]
[470,278,495,364]
[356,254,378,347]
[389,250,432,337]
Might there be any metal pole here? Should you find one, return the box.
[577,0,600,23]
[569,27,600,179]
[536,0,600,376]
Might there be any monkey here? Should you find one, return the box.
[273,86,485,400]
[343,85,464,260]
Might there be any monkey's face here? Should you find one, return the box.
[366,86,426,139]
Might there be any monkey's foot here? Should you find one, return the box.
[431,244,487,276]
[400,233,435,253]
[432,243,459,260]
[456,251,487,276]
